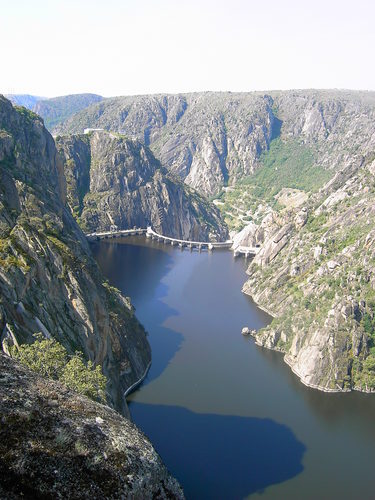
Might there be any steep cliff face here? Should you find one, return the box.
[0,95,151,415]
[55,92,277,197]
[241,151,375,392]
[0,353,184,499]
[56,131,228,240]
[56,90,375,199]
[272,90,375,170]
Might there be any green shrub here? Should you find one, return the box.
[11,334,107,403]
[61,353,107,403]
[11,334,66,379]
[362,356,375,389]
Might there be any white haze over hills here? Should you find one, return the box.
[1,0,375,97]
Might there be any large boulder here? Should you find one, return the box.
[0,353,184,499]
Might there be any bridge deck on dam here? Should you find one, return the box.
[86,227,260,257]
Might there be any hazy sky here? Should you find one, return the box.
[1,0,374,97]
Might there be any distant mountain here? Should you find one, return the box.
[5,94,45,109]
[34,93,104,130]
[4,93,104,131]
[55,90,375,197]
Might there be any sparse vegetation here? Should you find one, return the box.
[251,138,329,197]
[217,138,332,230]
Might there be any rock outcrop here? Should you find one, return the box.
[243,151,375,392]
[0,95,150,415]
[56,131,228,240]
[0,352,184,499]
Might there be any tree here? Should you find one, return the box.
[11,334,107,403]
[10,333,66,379]
[60,353,107,403]
[362,356,375,390]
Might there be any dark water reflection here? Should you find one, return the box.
[260,346,375,433]
[130,402,305,499]
[92,239,183,383]
[92,237,375,500]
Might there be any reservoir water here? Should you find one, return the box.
[92,237,375,499]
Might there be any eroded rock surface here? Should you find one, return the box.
[243,151,375,392]
[56,131,228,241]
[0,353,184,499]
[0,95,150,415]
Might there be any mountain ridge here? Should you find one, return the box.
[55,90,375,198]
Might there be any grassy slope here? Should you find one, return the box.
[217,138,332,230]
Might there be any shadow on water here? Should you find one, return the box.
[136,280,184,385]
[90,238,184,385]
[129,402,306,500]
[255,343,375,435]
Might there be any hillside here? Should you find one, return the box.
[0,95,150,415]
[5,94,44,110]
[34,93,104,130]
[56,130,228,241]
[55,90,375,199]
[54,92,276,196]
[238,150,375,391]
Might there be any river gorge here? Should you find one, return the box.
[91,236,375,499]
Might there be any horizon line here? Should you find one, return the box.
[3,87,375,100]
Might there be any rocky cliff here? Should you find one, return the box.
[55,90,375,200]
[224,92,375,392]
[240,146,375,391]
[54,92,277,197]
[0,95,151,415]
[0,352,184,499]
[56,130,228,240]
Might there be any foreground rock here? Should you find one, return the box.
[0,353,184,499]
